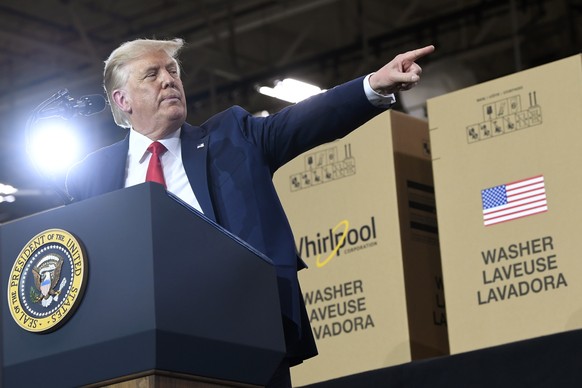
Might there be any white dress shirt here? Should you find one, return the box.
[125,127,203,213]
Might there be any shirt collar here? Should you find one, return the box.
[129,127,182,163]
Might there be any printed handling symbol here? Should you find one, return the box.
[509,96,520,112]
[325,166,333,180]
[468,127,478,140]
[291,176,300,189]
[314,170,322,183]
[497,101,506,116]
[529,91,539,107]
[293,145,355,190]
[486,105,493,119]
[344,143,352,158]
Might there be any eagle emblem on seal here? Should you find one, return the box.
[31,254,67,307]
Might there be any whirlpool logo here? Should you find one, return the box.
[297,217,378,268]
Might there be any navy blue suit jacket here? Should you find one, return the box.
[66,76,386,363]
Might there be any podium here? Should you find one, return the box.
[0,183,286,387]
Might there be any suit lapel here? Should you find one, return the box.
[181,124,216,222]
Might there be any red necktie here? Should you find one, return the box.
[146,141,167,188]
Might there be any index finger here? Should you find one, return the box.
[404,45,435,62]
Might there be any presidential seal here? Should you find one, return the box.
[7,229,87,333]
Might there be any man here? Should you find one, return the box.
[66,38,434,387]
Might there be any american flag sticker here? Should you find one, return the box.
[481,175,548,226]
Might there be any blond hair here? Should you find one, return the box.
[103,38,185,128]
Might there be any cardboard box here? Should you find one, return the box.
[273,110,448,386]
[427,54,582,354]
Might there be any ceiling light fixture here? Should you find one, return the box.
[258,78,325,103]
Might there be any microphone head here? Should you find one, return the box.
[77,94,107,116]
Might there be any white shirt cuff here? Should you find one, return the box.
[363,73,396,108]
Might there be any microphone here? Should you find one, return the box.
[38,93,107,119]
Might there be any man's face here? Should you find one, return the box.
[114,50,187,139]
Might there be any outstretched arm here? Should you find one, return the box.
[369,45,435,95]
